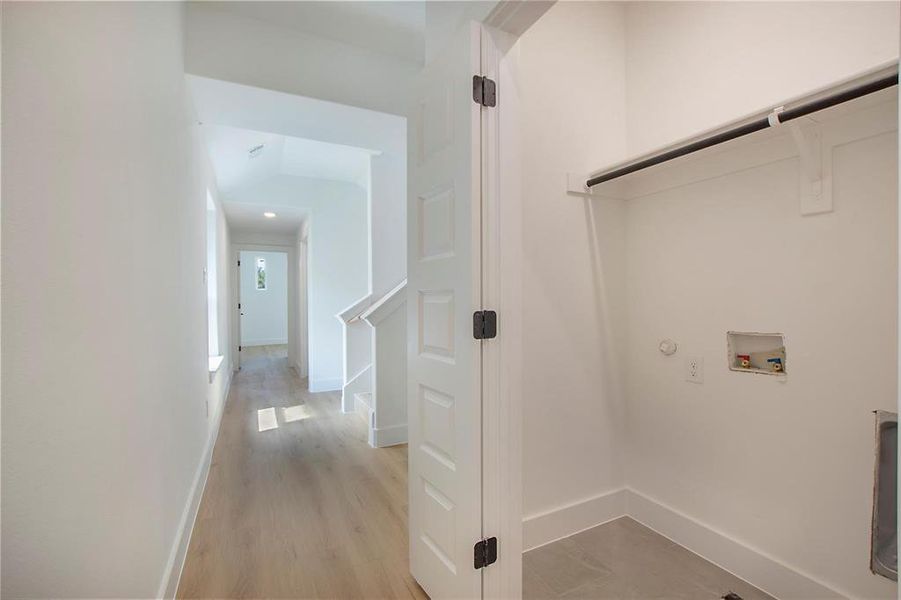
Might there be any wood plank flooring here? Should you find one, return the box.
[523,517,775,600]
[177,345,427,599]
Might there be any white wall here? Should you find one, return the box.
[624,1,901,157]
[369,149,408,299]
[2,3,224,597]
[185,3,419,117]
[231,230,298,247]
[625,99,897,600]
[615,4,899,597]
[227,176,368,391]
[517,1,630,521]
[239,250,288,346]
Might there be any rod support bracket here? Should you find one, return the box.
[566,173,628,200]
[767,106,785,128]
[567,173,622,199]
[787,118,822,184]
[567,172,597,196]
[786,118,831,216]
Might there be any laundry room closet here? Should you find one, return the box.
[512,2,900,599]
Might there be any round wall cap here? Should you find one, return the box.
[658,339,678,356]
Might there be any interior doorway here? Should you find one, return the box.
[232,244,304,374]
[181,8,533,598]
[238,250,288,353]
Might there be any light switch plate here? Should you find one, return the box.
[686,356,704,384]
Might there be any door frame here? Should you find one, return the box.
[231,243,302,373]
[476,3,553,595]
[479,23,524,600]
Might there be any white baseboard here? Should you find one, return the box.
[523,488,627,551]
[157,371,231,599]
[309,377,342,392]
[372,423,407,447]
[242,338,288,347]
[626,489,844,600]
[523,487,845,599]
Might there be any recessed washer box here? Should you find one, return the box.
[727,331,786,376]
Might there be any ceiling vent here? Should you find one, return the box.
[248,144,264,158]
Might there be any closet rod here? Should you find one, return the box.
[586,73,898,188]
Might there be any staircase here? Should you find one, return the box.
[337,280,407,448]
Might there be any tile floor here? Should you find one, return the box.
[523,517,775,600]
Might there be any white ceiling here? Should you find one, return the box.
[190,76,405,238]
[202,123,373,194]
[223,202,308,237]
[189,75,406,155]
[282,136,372,187]
[197,1,425,64]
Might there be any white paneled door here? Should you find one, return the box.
[407,20,486,600]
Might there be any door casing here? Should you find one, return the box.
[230,243,302,374]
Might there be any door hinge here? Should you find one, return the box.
[237,259,241,266]
[238,303,241,309]
[474,537,498,569]
[472,75,496,107]
[473,310,497,340]
[238,345,242,352]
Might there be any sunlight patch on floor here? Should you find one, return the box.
[282,404,312,423]
[257,407,278,432]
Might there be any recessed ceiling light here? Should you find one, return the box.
[263,212,276,218]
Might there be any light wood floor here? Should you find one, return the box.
[523,517,775,599]
[177,345,428,599]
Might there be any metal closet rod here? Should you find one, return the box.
[586,73,899,188]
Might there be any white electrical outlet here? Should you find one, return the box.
[685,356,704,383]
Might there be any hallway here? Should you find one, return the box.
[177,346,426,599]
